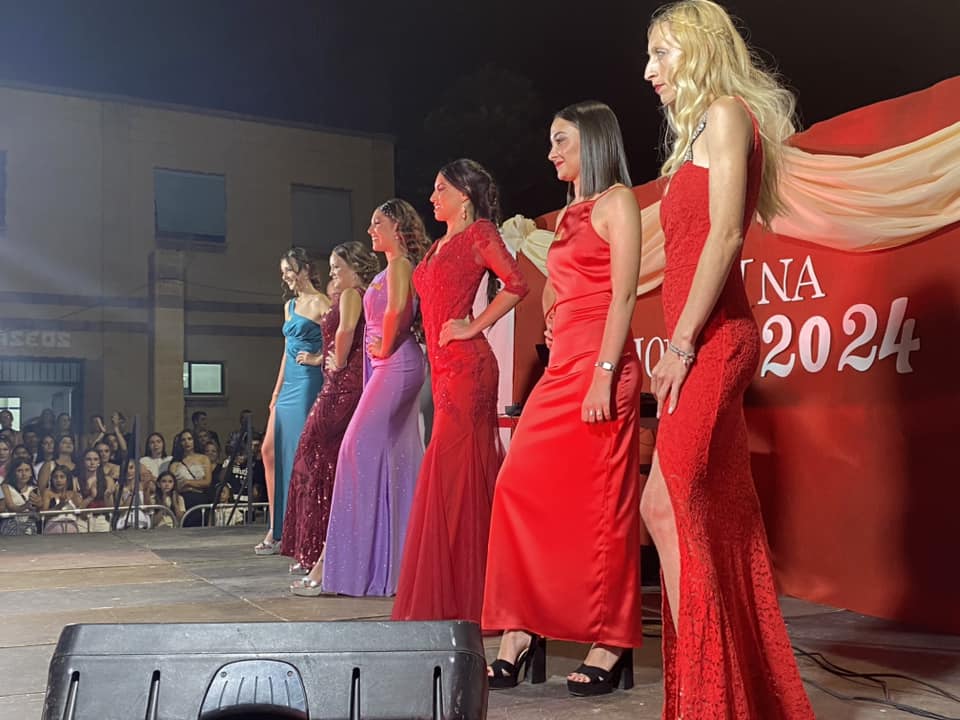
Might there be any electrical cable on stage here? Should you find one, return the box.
[794,646,960,720]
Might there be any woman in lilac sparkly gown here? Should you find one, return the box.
[294,199,429,597]
[282,242,380,577]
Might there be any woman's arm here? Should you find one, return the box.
[581,186,643,423]
[370,257,413,358]
[327,288,363,370]
[270,303,291,408]
[439,222,530,346]
[651,97,752,415]
[37,462,53,493]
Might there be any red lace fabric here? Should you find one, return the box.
[281,290,365,569]
[657,102,815,718]
[392,219,528,623]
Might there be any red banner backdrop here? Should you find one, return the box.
[513,78,960,633]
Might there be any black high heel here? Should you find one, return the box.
[488,633,547,689]
[566,647,634,697]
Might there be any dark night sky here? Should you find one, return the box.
[0,0,956,221]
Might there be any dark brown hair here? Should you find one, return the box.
[438,159,501,226]
[279,247,322,299]
[377,199,431,265]
[554,101,631,202]
[331,241,381,287]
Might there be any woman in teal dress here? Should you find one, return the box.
[254,247,329,555]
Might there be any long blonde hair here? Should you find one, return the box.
[651,0,796,226]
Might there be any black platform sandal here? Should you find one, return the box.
[566,648,634,697]
[488,634,547,689]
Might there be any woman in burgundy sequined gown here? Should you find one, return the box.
[281,242,379,574]
[640,2,814,717]
[392,159,528,624]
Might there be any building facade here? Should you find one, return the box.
[0,82,394,446]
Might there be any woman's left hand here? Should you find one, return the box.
[650,349,691,418]
[581,372,613,424]
[295,351,320,366]
[439,317,476,347]
[367,337,385,359]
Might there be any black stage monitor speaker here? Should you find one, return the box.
[42,620,487,720]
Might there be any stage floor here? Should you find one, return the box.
[1,527,958,719]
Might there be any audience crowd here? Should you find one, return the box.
[0,408,265,535]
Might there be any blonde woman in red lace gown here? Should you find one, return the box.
[641,1,814,717]
[392,159,528,624]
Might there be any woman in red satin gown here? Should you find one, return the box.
[281,241,378,575]
[391,159,529,624]
[482,101,644,696]
[641,2,815,717]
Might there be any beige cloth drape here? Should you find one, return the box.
[509,121,960,295]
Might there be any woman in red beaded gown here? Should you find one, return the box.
[482,101,644,697]
[641,2,815,717]
[392,159,529,624]
[281,241,379,576]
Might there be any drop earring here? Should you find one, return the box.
[461,204,468,221]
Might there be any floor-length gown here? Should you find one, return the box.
[321,270,424,596]
[481,194,643,646]
[272,298,324,538]
[392,219,528,624]
[280,290,365,569]
[656,103,814,718]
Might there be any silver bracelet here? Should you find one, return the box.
[594,360,617,372]
[667,341,696,367]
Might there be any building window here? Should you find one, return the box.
[154,168,226,244]
[183,362,225,396]
[0,150,7,229]
[0,397,22,430]
[291,185,352,262]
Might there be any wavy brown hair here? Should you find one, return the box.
[279,246,323,300]
[650,0,797,227]
[331,241,381,287]
[377,199,431,265]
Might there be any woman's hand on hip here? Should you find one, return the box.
[439,317,475,347]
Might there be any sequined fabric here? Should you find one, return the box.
[657,102,815,719]
[392,219,528,623]
[280,291,365,569]
[481,195,643,646]
[321,269,425,597]
[273,298,324,538]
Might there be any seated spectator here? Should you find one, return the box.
[213,483,244,526]
[226,409,255,454]
[38,434,78,492]
[27,408,57,438]
[33,433,57,477]
[55,413,77,446]
[82,414,107,452]
[42,464,82,534]
[153,470,185,528]
[107,411,133,462]
[169,429,212,527]
[78,449,114,532]
[95,441,120,482]
[192,411,221,448]
[0,438,11,483]
[0,409,20,446]
[139,432,171,499]
[115,459,151,530]
[11,444,31,464]
[1,459,41,535]
[22,429,39,463]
